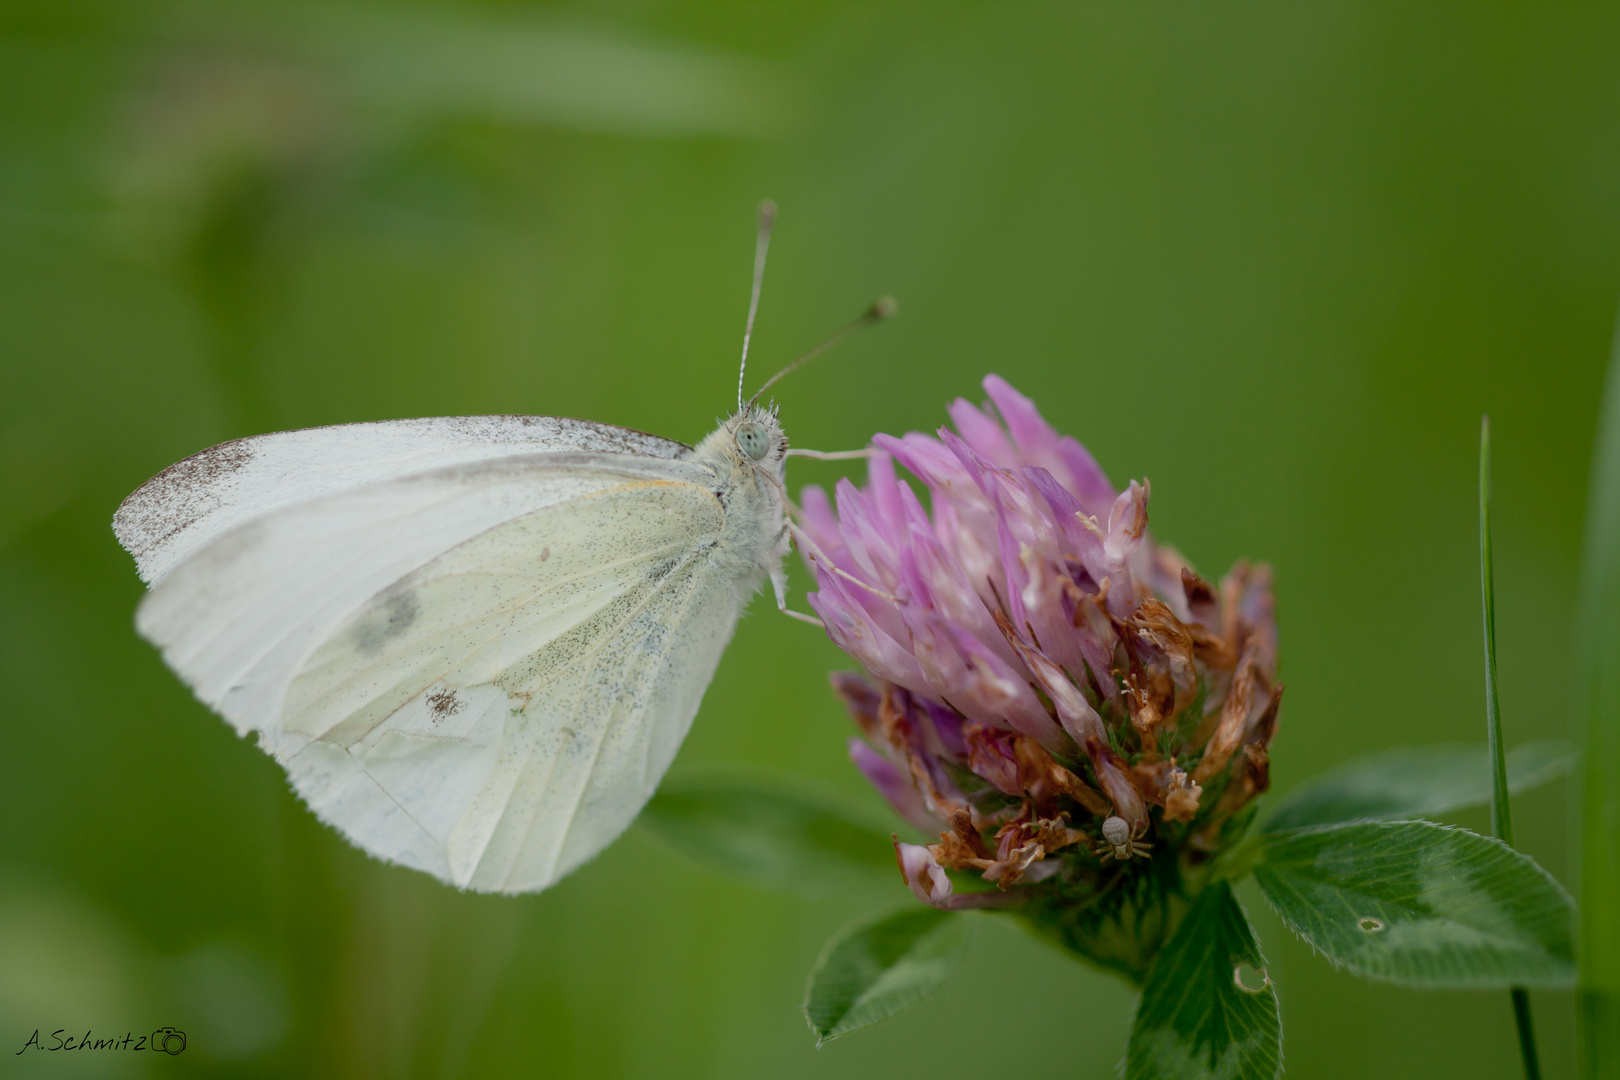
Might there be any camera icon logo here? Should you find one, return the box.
[150,1028,186,1055]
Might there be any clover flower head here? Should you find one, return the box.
[798,375,1281,977]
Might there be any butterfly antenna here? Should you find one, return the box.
[737,199,778,410]
[747,295,897,406]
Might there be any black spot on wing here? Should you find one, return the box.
[426,688,464,721]
[351,590,420,654]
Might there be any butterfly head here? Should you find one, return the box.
[728,402,787,472]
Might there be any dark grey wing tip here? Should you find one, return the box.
[112,436,258,573]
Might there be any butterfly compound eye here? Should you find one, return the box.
[736,421,771,462]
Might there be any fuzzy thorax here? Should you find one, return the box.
[686,403,791,599]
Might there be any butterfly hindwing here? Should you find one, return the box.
[282,475,740,892]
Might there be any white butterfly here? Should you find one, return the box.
[114,203,884,894]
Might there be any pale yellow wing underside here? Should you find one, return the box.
[137,454,746,894]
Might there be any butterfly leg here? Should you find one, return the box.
[786,521,901,603]
[771,563,824,627]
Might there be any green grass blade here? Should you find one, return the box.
[1512,988,1543,1080]
[1481,416,1515,847]
[1481,416,1540,1080]
[1576,313,1620,1076]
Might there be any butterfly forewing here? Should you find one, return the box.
[140,457,671,739]
[115,415,689,585]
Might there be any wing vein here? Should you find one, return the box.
[498,556,713,890]
[473,548,714,888]
[342,746,443,852]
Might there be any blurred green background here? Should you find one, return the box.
[3,1,1617,1076]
